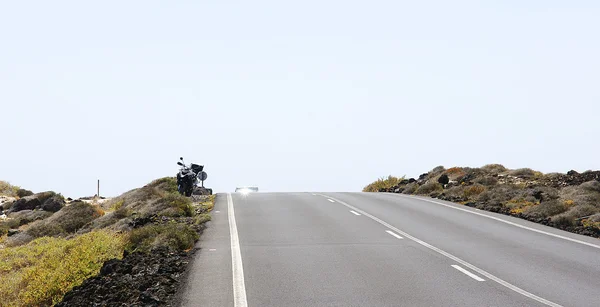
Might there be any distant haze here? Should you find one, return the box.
[1,1,599,197]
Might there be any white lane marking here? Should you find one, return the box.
[327,199,335,203]
[311,193,317,196]
[350,210,361,216]
[215,210,221,213]
[209,249,217,252]
[393,194,600,250]
[227,193,248,307]
[452,265,485,281]
[386,230,403,239]
[318,194,562,307]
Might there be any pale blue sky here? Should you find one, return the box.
[1,1,599,197]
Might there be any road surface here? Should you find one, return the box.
[179,192,600,307]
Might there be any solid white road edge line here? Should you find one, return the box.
[386,230,403,239]
[318,194,562,307]
[327,199,335,203]
[452,265,485,281]
[350,210,361,216]
[393,194,600,250]
[228,193,248,307]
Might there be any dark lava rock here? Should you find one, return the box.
[438,174,450,185]
[56,246,191,307]
[7,229,21,236]
[9,196,41,212]
[41,195,65,212]
[408,178,417,183]
[192,187,212,196]
[417,173,429,184]
[542,170,600,188]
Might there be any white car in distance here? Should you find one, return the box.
[235,187,259,195]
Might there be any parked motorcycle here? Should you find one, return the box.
[176,157,204,197]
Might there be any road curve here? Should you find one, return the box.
[179,192,600,307]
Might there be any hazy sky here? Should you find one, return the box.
[1,1,599,197]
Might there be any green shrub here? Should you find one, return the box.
[127,223,198,252]
[477,184,522,204]
[559,184,600,208]
[579,181,600,193]
[26,222,64,238]
[0,224,9,236]
[524,200,568,218]
[1,218,21,230]
[463,184,486,199]
[402,183,419,194]
[442,186,467,199]
[481,164,507,174]
[0,230,125,307]
[563,205,598,219]
[150,177,178,194]
[156,193,193,217]
[415,182,443,195]
[9,211,53,227]
[16,189,33,198]
[27,202,102,238]
[552,214,575,227]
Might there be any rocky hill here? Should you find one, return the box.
[0,178,215,307]
[364,165,600,238]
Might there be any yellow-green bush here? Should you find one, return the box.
[0,230,126,307]
[363,176,403,192]
[195,214,212,225]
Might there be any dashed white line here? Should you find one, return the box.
[350,210,361,216]
[452,265,485,281]
[317,194,562,307]
[386,230,403,239]
[227,193,248,307]
[327,199,335,203]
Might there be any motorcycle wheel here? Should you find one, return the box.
[178,184,186,196]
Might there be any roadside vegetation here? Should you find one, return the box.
[0,177,216,307]
[364,165,600,237]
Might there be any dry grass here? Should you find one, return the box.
[0,181,20,198]
[363,176,403,192]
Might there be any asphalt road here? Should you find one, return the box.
[180,192,600,307]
